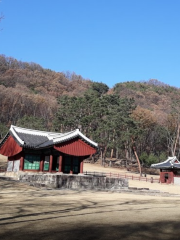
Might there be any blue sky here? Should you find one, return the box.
[0,0,180,88]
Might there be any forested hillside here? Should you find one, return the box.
[1,54,180,166]
[0,55,91,135]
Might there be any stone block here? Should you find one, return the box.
[18,173,129,190]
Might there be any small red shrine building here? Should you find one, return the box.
[151,156,180,184]
[0,125,98,174]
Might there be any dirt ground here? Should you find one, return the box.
[1,156,180,240]
[84,163,180,195]
[0,154,7,167]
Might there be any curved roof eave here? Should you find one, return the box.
[0,132,10,148]
[7,125,98,149]
[10,125,24,145]
[53,129,98,147]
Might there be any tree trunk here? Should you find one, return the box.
[116,148,119,159]
[103,146,107,167]
[173,123,180,157]
[133,146,141,176]
[111,129,115,159]
[91,155,95,163]
[101,149,103,166]
[111,148,114,159]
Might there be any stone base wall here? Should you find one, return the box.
[5,171,20,178]
[19,173,128,190]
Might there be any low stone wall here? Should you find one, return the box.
[19,173,128,190]
[4,171,20,178]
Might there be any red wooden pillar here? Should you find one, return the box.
[49,155,53,173]
[19,154,24,171]
[58,155,63,172]
[160,172,164,183]
[40,155,44,172]
[169,172,174,184]
[80,158,84,174]
[70,156,73,174]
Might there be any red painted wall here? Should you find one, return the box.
[160,172,174,184]
[0,136,22,157]
[54,138,97,156]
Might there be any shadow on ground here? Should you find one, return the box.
[0,221,180,240]
[1,176,180,240]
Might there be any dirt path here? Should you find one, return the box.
[1,156,180,239]
[0,162,180,240]
[84,163,180,195]
[0,177,180,240]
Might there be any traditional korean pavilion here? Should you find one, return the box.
[0,125,98,174]
[151,156,180,183]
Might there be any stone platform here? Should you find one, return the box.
[18,172,128,190]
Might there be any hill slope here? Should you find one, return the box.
[1,55,180,163]
[113,80,180,125]
[0,55,92,135]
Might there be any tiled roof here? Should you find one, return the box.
[1,125,98,149]
[151,156,180,169]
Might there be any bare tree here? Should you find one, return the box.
[0,13,4,31]
[0,0,4,26]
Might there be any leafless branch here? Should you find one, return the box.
[0,13,4,21]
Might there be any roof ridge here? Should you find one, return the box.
[7,126,98,148]
[11,125,77,136]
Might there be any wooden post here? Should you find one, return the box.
[19,154,24,171]
[80,158,84,174]
[59,155,63,172]
[40,155,44,172]
[70,156,73,174]
[49,155,53,173]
